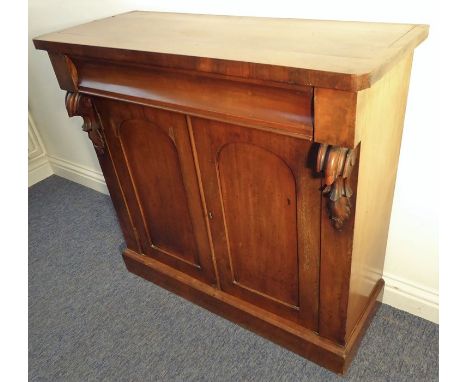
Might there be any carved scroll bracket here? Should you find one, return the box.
[65,92,105,154]
[316,143,356,230]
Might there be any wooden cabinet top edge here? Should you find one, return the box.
[33,11,429,91]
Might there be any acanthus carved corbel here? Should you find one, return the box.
[316,143,356,230]
[65,92,105,154]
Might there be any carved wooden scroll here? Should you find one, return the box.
[65,92,105,154]
[316,143,356,230]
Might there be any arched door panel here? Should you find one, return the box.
[94,100,216,284]
[192,117,321,329]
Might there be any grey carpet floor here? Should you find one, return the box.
[29,175,438,381]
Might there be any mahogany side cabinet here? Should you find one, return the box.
[34,12,428,374]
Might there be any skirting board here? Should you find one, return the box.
[28,111,53,186]
[48,155,109,195]
[43,154,439,324]
[382,272,438,323]
[28,155,53,187]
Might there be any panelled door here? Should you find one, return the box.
[192,117,321,329]
[94,99,217,285]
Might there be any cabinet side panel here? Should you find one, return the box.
[346,53,414,339]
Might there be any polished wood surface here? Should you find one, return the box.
[191,118,320,328]
[34,12,428,374]
[75,59,314,139]
[314,89,358,148]
[34,11,428,91]
[319,144,360,344]
[95,99,217,284]
[346,53,414,339]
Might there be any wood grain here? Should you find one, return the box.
[35,13,427,374]
[119,118,200,265]
[217,142,299,308]
[94,99,217,285]
[318,145,360,344]
[345,53,414,339]
[314,89,357,148]
[191,117,321,329]
[48,53,78,91]
[75,58,314,140]
[33,11,428,91]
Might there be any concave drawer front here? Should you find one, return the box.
[192,117,321,328]
[94,99,216,284]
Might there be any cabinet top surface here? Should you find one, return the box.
[34,11,428,91]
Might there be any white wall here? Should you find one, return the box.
[28,0,438,322]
